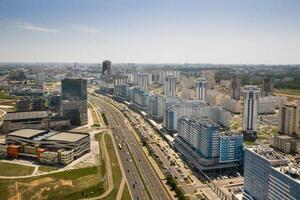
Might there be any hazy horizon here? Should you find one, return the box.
[1,0,300,64]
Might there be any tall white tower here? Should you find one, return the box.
[242,85,260,141]
[195,77,207,101]
[164,74,177,97]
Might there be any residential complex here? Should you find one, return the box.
[195,77,207,101]
[242,85,260,141]
[243,146,300,200]
[164,74,177,97]
[177,116,243,163]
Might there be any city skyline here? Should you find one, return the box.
[0,0,300,64]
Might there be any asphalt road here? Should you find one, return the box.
[91,95,170,200]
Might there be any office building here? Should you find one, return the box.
[0,129,90,165]
[195,77,207,101]
[261,75,274,96]
[31,97,46,111]
[102,60,112,78]
[279,105,299,136]
[61,78,87,126]
[47,95,61,112]
[243,146,300,200]
[242,85,260,141]
[16,98,31,112]
[149,95,164,120]
[231,74,241,100]
[1,111,49,134]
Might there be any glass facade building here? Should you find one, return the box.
[61,78,87,126]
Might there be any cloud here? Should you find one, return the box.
[12,22,58,33]
[72,25,100,34]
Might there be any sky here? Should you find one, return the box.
[0,0,300,64]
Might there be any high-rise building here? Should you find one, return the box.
[195,77,207,101]
[114,84,130,100]
[279,105,299,136]
[164,74,177,97]
[61,78,87,125]
[149,95,163,120]
[102,60,112,78]
[134,73,149,91]
[242,85,260,141]
[112,74,128,88]
[261,75,274,96]
[177,116,243,163]
[131,87,149,110]
[231,74,241,100]
[243,146,300,200]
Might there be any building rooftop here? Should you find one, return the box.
[46,132,88,142]
[5,111,48,121]
[250,146,300,183]
[8,129,47,139]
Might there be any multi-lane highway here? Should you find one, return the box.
[90,95,171,200]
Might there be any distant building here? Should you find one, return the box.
[61,78,87,126]
[131,87,149,111]
[164,74,177,97]
[134,73,149,91]
[114,84,130,100]
[31,97,46,111]
[16,98,31,112]
[1,111,49,134]
[258,97,276,114]
[242,85,260,141]
[112,74,128,88]
[243,146,300,200]
[261,75,274,96]
[279,105,299,136]
[231,74,241,100]
[221,98,241,114]
[202,70,215,89]
[163,99,230,131]
[149,95,164,120]
[195,77,207,101]
[102,60,112,78]
[47,95,61,112]
[206,90,223,106]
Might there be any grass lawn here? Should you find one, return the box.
[275,88,300,96]
[121,183,131,200]
[0,166,104,200]
[0,161,34,176]
[38,165,58,173]
[103,134,123,200]
[0,90,14,99]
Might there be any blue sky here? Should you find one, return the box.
[0,0,299,64]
